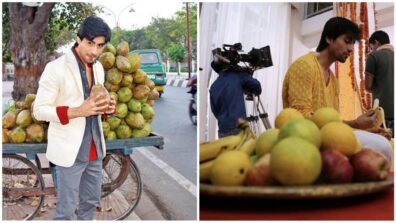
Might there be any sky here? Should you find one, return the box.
[56,1,186,53]
[93,1,186,29]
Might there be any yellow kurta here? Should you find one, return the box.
[282,52,339,118]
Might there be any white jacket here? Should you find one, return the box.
[33,49,106,167]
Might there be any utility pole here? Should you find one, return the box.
[100,4,135,45]
[186,2,191,79]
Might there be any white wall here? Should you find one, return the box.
[373,3,394,44]
[381,26,394,44]
[289,5,310,63]
[290,3,394,64]
[289,3,334,62]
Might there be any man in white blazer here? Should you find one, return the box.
[33,16,115,220]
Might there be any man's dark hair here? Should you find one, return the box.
[316,17,360,52]
[369,30,390,45]
[76,16,111,45]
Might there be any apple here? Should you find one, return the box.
[246,154,273,186]
[350,148,390,182]
[321,149,354,183]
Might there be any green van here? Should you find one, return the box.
[131,49,166,96]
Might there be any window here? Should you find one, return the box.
[140,53,159,64]
[305,2,333,19]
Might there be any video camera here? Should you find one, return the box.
[211,43,273,75]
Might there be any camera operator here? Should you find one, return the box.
[210,69,262,138]
[209,43,272,138]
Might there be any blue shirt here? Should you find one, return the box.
[209,71,261,136]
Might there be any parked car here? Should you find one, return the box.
[131,49,166,97]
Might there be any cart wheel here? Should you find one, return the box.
[2,154,45,220]
[96,152,142,220]
[34,154,42,171]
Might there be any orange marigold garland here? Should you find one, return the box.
[349,3,357,91]
[360,2,372,110]
[335,2,372,110]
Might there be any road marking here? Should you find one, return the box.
[127,212,141,220]
[136,149,197,197]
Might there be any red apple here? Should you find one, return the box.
[350,148,390,182]
[321,149,354,184]
[246,154,273,186]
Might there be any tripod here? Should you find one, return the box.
[245,94,272,135]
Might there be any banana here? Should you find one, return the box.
[373,107,385,128]
[236,118,250,129]
[199,130,244,162]
[371,98,386,128]
[238,137,257,155]
[199,160,214,182]
[373,98,379,109]
[199,125,256,182]
[234,127,251,150]
[237,128,257,155]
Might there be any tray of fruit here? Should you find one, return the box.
[200,109,394,199]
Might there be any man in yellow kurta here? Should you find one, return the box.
[283,52,339,117]
[282,17,391,163]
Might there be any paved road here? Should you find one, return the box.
[132,85,197,220]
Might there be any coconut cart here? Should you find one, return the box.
[2,133,164,220]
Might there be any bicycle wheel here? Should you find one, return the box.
[2,154,45,220]
[96,152,142,220]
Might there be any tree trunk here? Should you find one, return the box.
[8,3,55,100]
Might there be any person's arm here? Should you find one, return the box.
[364,53,376,92]
[241,74,262,96]
[209,89,219,117]
[344,110,377,129]
[283,61,315,117]
[365,73,374,92]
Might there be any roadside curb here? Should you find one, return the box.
[166,78,189,88]
[166,73,196,88]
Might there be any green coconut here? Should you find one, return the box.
[98,52,116,69]
[115,103,128,119]
[116,41,130,57]
[105,68,123,85]
[107,116,121,130]
[141,103,155,120]
[25,123,44,143]
[16,110,33,128]
[115,124,132,139]
[133,69,147,84]
[116,56,132,73]
[106,131,117,140]
[125,112,145,129]
[127,99,141,113]
[117,87,133,103]
[103,43,116,55]
[126,53,141,72]
[9,127,26,143]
